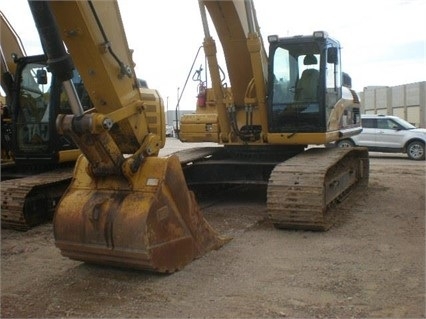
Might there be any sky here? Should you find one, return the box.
[1,0,425,111]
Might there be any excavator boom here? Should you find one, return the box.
[0,11,26,87]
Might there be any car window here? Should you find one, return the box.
[361,118,375,128]
[377,119,387,129]
[393,117,416,129]
[387,120,400,129]
[377,119,399,129]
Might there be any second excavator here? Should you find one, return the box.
[178,0,369,230]
[1,11,82,230]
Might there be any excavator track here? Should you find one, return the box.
[267,147,369,231]
[1,168,73,231]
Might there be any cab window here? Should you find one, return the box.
[361,118,375,128]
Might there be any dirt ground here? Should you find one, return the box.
[1,139,425,318]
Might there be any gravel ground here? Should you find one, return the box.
[1,139,425,318]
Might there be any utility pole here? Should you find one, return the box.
[166,96,169,124]
[175,87,180,134]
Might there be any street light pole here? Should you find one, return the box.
[175,87,180,135]
[166,96,169,124]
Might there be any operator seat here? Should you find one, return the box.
[295,54,319,101]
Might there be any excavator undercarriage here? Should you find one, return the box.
[172,145,369,231]
[268,147,369,230]
[175,145,303,186]
[1,166,74,230]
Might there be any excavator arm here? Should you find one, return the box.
[184,0,269,143]
[0,11,26,82]
[0,11,26,98]
[27,0,225,273]
[201,0,268,111]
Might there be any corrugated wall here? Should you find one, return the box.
[359,81,426,128]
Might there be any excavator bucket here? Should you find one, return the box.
[54,154,228,273]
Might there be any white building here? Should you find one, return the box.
[358,81,426,128]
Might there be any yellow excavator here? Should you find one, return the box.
[178,0,369,230]
[13,0,368,273]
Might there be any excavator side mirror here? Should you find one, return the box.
[327,47,338,64]
[342,72,352,88]
[36,69,47,85]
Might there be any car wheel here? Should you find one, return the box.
[336,139,354,148]
[407,141,425,160]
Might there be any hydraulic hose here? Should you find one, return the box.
[27,1,84,116]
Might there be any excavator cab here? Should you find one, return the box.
[0,55,88,229]
[267,31,361,137]
[6,54,86,166]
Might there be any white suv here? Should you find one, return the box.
[337,115,426,160]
